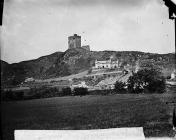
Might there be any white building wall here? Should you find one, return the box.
[95,60,119,69]
[171,72,176,79]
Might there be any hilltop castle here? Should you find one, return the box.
[68,34,90,51]
[68,34,81,49]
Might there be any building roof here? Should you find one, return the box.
[95,60,118,63]
[96,58,118,61]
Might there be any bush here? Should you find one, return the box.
[166,76,171,79]
[1,90,13,101]
[73,87,88,96]
[127,68,166,94]
[88,68,92,74]
[14,91,24,100]
[28,87,61,99]
[2,87,63,101]
[62,87,72,96]
[114,81,127,93]
[1,90,24,101]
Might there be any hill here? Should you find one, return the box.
[1,48,175,87]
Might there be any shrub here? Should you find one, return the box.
[28,87,61,99]
[166,76,171,79]
[2,86,63,101]
[1,90,13,101]
[114,81,127,93]
[1,90,24,101]
[13,91,24,100]
[88,68,92,74]
[62,87,72,96]
[73,87,88,96]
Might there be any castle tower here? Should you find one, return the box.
[68,34,81,49]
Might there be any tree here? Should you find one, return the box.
[127,68,166,94]
[73,87,88,96]
[114,81,127,93]
[62,87,72,96]
[14,91,24,100]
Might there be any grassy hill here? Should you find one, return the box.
[1,48,175,87]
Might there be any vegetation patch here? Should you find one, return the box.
[127,68,166,94]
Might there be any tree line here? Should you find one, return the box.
[1,67,166,101]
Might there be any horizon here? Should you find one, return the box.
[1,49,175,64]
[1,0,175,63]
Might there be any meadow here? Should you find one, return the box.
[1,93,176,140]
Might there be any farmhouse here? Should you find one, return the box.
[94,56,119,69]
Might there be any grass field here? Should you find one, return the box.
[1,93,176,140]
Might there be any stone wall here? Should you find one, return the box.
[82,45,90,51]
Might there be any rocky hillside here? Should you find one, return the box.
[1,48,175,87]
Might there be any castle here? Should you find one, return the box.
[68,34,90,51]
[68,34,81,49]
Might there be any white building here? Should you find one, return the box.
[94,56,119,69]
[171,70,176,80]
[24,77,35,82]
[71,81,88,89]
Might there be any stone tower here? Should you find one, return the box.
[68,34,81,49]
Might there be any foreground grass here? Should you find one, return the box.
[1,93,176,140]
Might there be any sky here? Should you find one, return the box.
[0,0,175,63]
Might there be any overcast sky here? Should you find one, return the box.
[1,0,175,63]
